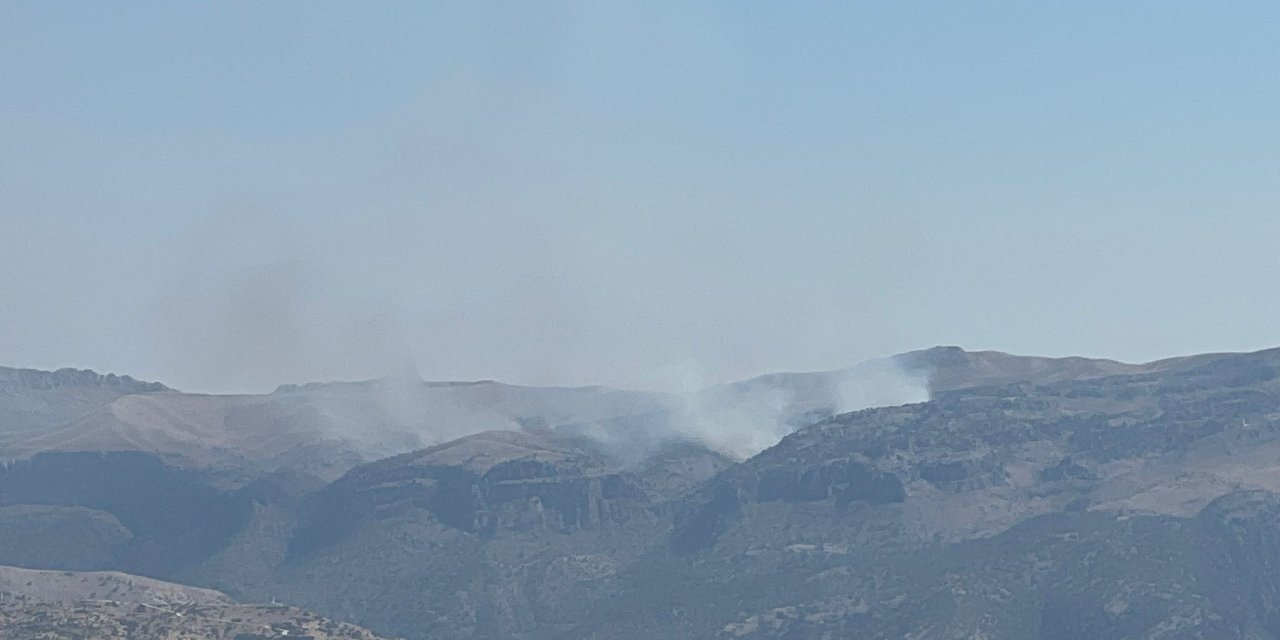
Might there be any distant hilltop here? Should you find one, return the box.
[0,366,168,394]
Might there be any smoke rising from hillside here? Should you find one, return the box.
[834,357,932,415]
[249,355,932,466]
[147,211,933,462]
[668,357,932,460]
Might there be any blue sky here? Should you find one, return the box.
[2,2,1279,393]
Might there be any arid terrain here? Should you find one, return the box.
[0,566,394,639]
[6,346,1280,638]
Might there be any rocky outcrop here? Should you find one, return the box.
[0,598,395,639]
[0,565,397,639]
[0,366,168,394]
[0,367,169,443]
[290,431,663,560]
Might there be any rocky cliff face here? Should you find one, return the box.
[290,431,662,552]
[269,430,728,639]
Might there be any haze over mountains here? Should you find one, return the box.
[5,345,1280,639]
[0,345,1148,473]
[0,348,936,476]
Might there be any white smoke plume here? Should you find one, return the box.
[152,215,933,462]
[666,356,932,460]
[241,353,931,466]
[834,357,932,415]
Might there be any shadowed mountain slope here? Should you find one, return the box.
[6,347,1280,638]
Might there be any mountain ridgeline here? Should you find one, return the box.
[3,347,1280,638]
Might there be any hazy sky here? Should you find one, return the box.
[3,2,1279,393]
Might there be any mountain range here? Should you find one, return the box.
[4,346,1280,639]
